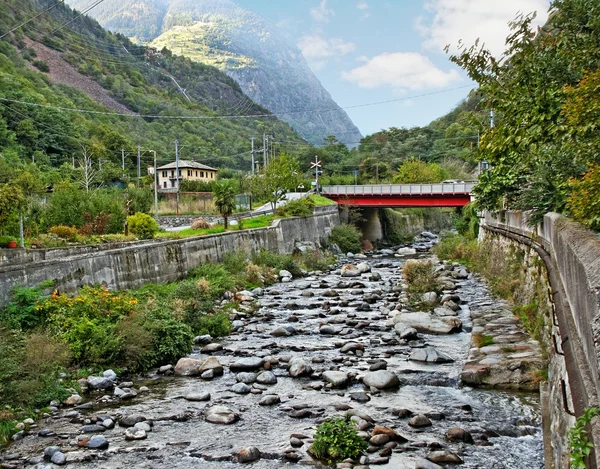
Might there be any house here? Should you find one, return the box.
[156,160,218,190]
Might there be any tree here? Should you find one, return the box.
[393,157,449,183]
[261,154,303,211]
[77,145,99,192]
[0,184,25,236]
[213,180,237,229]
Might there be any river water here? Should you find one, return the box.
[5,247,544,469]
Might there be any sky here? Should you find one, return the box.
[234,0,551,137]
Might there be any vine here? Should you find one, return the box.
[569,407,600,468]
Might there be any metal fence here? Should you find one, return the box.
[321,182,475,196]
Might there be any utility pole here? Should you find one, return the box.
[263,133,267,168]
[375,162,379,184]
[137,145,141,187]
[152,150,159,221]
[175,139,180,216]
[98,158,102,171]
[72,155,75,169]
[250,137,255,175]
[490,110,495,129]
[311,155,322,195]
[121,148,125,178]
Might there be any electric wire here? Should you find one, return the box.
[0,0,65,40]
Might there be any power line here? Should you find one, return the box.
[0,0,65,40]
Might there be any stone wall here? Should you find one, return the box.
[482,211,600,469]
[0,208,339,307]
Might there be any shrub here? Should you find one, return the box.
[0,281,53,330]
[329,224,362,254]
[125,187,153,215]
[251,249,302,277]
[191,218,210,230]
[32,60,49,72]
[48,225,80,242]
[568,164,600,230]
[298,250,335,272]
[195,312,232,337]
[275,197,315,217]
[139,310,193,366]
[223,250,249,275]
[128,212,159,239]
[403,260,439,295]
[311,416,367,464]
[0,235,14,248]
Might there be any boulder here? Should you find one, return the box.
[410,347,454,364]
[408,414,432,428]
[205,406,239,425]
[238,447,261,463]
[427,450,464,464]
[200,357,224,376]
[322,371,349,388]
[362,370,399,389]
[87,376,114,390]
[230,357,265,372]
[393,312,462,335]
[341,264,361,278]
[184,392,211,402]
[256,371,277,385]
[356,262,371,273]
[288,357,312,377]
[174,358,204,377]
[394,323,418,340]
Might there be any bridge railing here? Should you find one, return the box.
[321,182,475,196]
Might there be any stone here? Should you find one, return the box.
[81,424,105,433]
[427,450,464,464]
[174,358,204,376]
[369,434,390,446]
[396,247,417,256]
[422,292,438,303]
[362,370,399,389]
[125,428,147,440]
[119,414,147,427]
[270,327,292,337]
[415,459,444,469]
[50,451,67,465]
[103,369,117,381]
[341,264,361,278]
[340,342,364,354]
[201,357,224,376]
[256,371,277,385]
[320,325,338,335]
[87,376,114,390]
[193,334,212,345]
[322,371,349,387]
[84,435,109,449]
[408,414,432,428]
[230,357,265,371]
[288,357,312,377]
[232,383,251,394]
[258,395,281,406]
[446,426,474,443]
[350,392,370,403]
[64,395,82,406]
[101,419,114,429]
[356,262,371,273]
[201,343,224,353]
[393,312,462,335]
[372,426,408,443]
[369,361,387,371]
[185,392,211,402]
[236,372,258,384]
[205,406,239,425]
[44,446,61,459]
[134,422,152,432]
[279,269,293,279]
[158,364,173,374]
[410,347,454,363]
[394,323,418,340]
[238,446,261,463]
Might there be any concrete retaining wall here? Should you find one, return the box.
[0,209,339,306]
[482,211,600,469]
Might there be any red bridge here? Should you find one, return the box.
[320,183,475,207]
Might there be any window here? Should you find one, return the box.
[163,181,167,188]
[195,171,198,177]
[172,180,176,188]
[178,169,181,176]
[162,171,167,177]
[200,171,204,178]
[171,170,174,177]
[187,170,192,177]
[211,172,214,179]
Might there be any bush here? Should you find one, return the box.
[298,250,335,272]
[125,187,153,215]
[311,416,367,464]
[195,312,232,337]
[568,164,600,230]
[32,60,49,72]
[275,197,314,217]
[329,224,362,254]
[223,250,249,275]
[402,260,439,295]
[0,235,14,248]
[48,225,80,242]
[0,281,53,330]
[251,249,302,277]
[191,218,210,230]
[128,212,159,239]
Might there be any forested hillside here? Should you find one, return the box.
[0,0,304,178]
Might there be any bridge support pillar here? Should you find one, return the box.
[359,208,383,243]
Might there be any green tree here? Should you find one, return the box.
[393,157,449,183]
[261,154,303,210]
[213,180,236,229]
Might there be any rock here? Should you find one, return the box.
[288,357,312,377]
[408,414,432,428]
[356,262,371,273]
[81,424,105,433]
[396,247,417,256]
[232,383,251,394]
[103,369,117,381]
[410,347,454,363]
[185,392,211,402]
[200,357,224,376]
[232,320,244,330]
[341,264,361,277]
[421,231,437,239]
[119,414,147,427]
[236,372,258,384]
[134,422,152,433]
[362,370,399,389]
[369,361,387,371]
[320,325,338,335]
[350,392,370,403]
[238,446,261,463]
[64,395,82,406]
[393,312,462,335]
[270,327,292,337]
[87,376,114,390]
[125,428,147,440]
[84,435,109,449]
[201,343,224,353]
[50,451,66,465]
[340,342,364,354]
[256,371,277,385]
[372,426,408,443]
[205,406,239,425]
[322,371,349,387]
[422,292,438,303]
[369,434,390,446]
[101,419,114,429]
[44,446,61,459]
[279,269,292,279]
[415,457,444,469]
[230,357,265,371]
[258,395,281,406]
[394,323,418,340]
[193,334,212,345]
[174,358,204,376]
[427,450,464,464]
[446,426,474,443]
[201,369,215,379]
[158,364,173,374]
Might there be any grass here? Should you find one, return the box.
[156,226,226,239]
[309,194,336,206]
[239,215,274,229]
[473,333,495,347]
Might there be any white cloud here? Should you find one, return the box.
[342,52,461,91]
[417,0,550,56]
[298,34,356,68]
[356,2,369,10]
[311,0,334,23]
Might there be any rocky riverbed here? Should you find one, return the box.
[1,239,545,469]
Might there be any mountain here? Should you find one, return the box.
[65,0,363,146]
[0,0,305,172]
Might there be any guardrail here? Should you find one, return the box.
[321,183,476,196]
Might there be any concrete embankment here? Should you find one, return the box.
[481,210,600,469]
[0,208,339,307]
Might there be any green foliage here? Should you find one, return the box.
[403,260,440,302]
[48,225,80,242]
[311,416,367,464]
[0,281,53,330]
[180,179,215,192]
[127,212,159,239]
[379,208,418,244]
[329,224,362,254]
[569,407,600,468]
[473,333,495,347]
[455,203,480,239]
[125,187,153,215]
[275,197,314,217]
[568,164,600,229]
[213,180,237,229]
[393,157,449,183]
[32,60,49,72]
[195,312,232,338]
[257,153,303,210]
[251,249,302,278]
[298,250,335,272]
